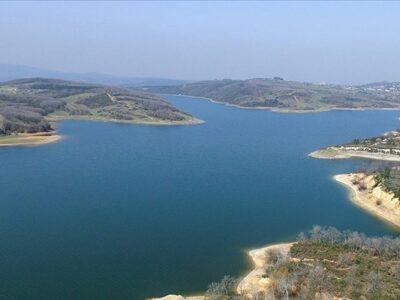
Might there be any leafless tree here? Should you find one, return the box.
[205,275,237,300]
[365,271,383,294]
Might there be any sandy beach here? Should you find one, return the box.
[334,173,400,229]
[0,132,62,147]
[150,243,294,300]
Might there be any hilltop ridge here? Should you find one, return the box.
[148,78,400,112]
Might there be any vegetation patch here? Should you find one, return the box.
[205,226,400,300]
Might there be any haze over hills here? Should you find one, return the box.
[149,78,400,112]
[0,78,194,136]
[0,64,192,87]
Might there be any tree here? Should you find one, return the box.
[366,271,383,294]
[274,273,298,300]
[308,264,328,293]
[337,252,353,267]
[345,231,365,250]
[266,248,288,266]
[345,265,359,293]
[394,265,400,284]
[206,276,238,300]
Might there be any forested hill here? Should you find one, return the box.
[0,78,194,135]
[148,78,400,112]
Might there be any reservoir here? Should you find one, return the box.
[0,95,398,299]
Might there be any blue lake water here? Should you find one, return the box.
[0,95,399,300]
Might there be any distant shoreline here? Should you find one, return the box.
[164,93,400,114]
[334,173,400,229]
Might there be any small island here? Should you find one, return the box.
[152,226,400,300]
[0,78,200,147]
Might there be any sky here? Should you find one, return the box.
[0,1,400,84]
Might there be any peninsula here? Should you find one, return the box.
[148,79,400,112]
[310,129,400,161]
[0,78,198,146]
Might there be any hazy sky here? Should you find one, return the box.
[1,1,400,84]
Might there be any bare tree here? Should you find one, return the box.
[345,265,359,293]
[365,271,383,294]
[337,252,353,267]
[308,264,328,293]
[274,273,298,300]
[205,275,237,300]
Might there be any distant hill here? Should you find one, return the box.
[0,78,194,135]
[358,81,400,90]
[0,64,191,87]
[148,78,400,112]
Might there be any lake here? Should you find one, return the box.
[0,95,399,300]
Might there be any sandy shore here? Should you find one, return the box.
[334,173,400,229]
[0,132,62,147]
[150,243,293,300]
[236,243,293,298]
[149,295,204,300]
[309,148,400,162]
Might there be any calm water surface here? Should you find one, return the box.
[0,95,399,299]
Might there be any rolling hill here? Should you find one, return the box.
[149,78,400,112]
[0,78,195,135]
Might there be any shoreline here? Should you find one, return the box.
[150,243,294,300]
[309,148,400,162]
[236,242,293,298]
[0,115,203,148]
[0,132,62,147]
[334,173,400,229]
[46,114,204,126]
[164,94,400,114]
